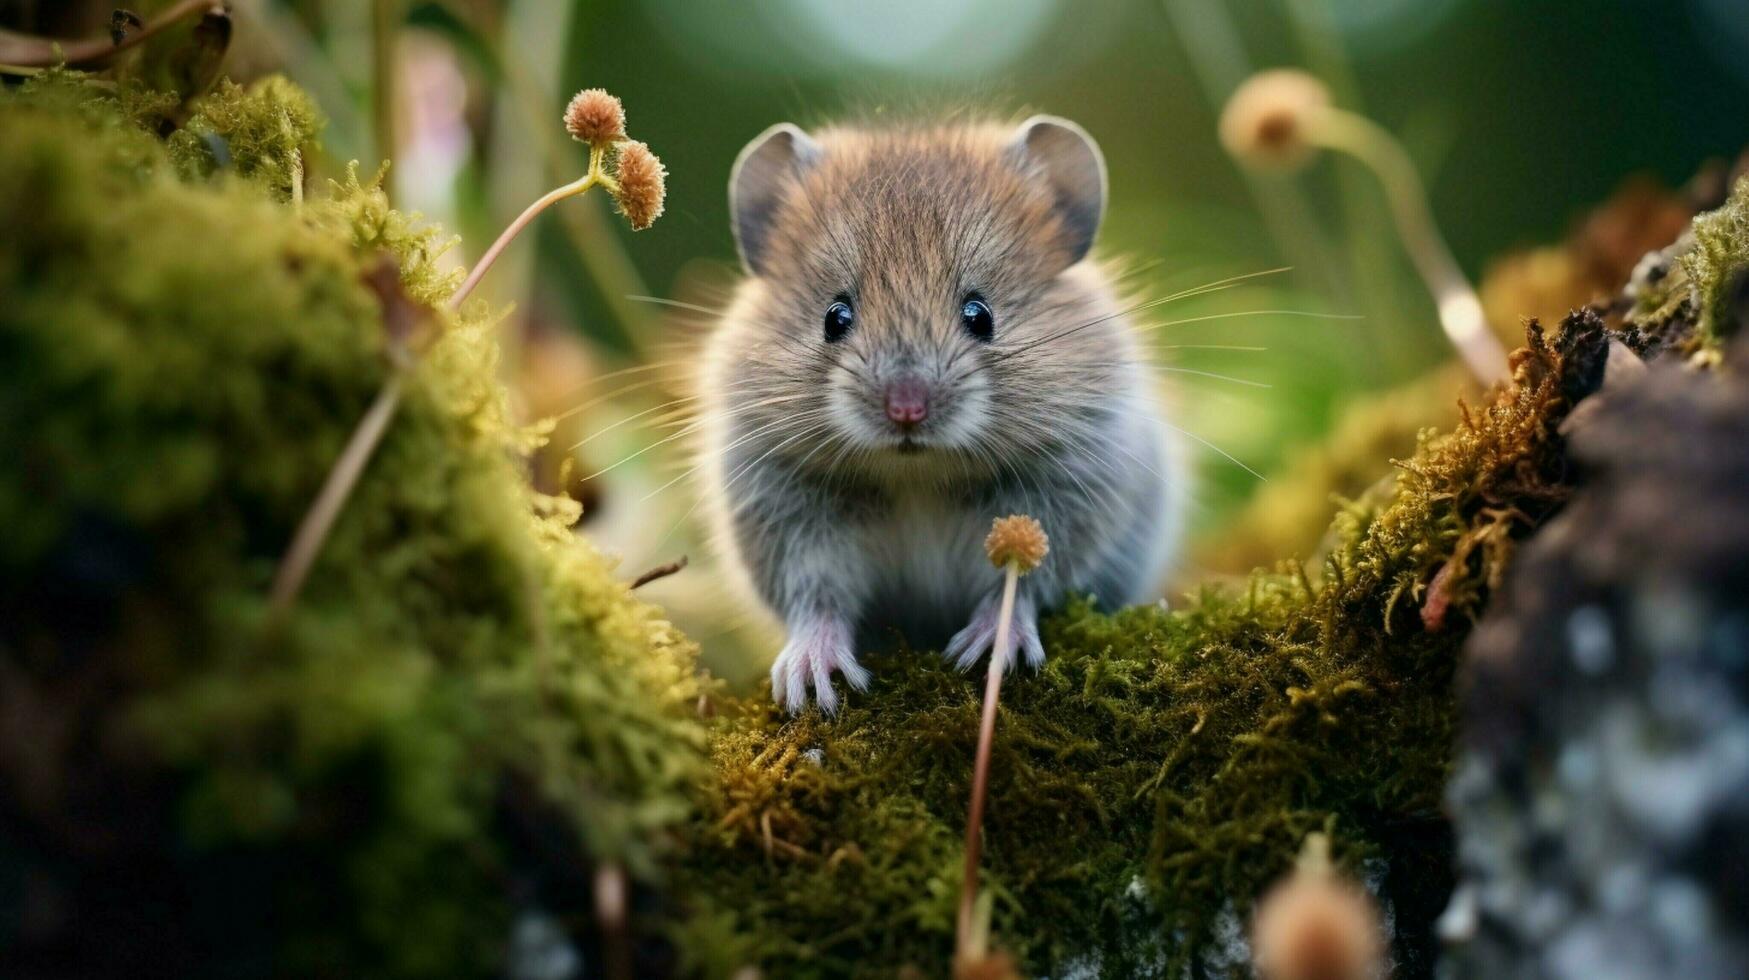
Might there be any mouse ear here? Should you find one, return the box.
[1007,115,1108,266]
[729,123,822,277]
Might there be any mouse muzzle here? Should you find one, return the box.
[883,375,930,430]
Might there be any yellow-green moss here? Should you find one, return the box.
[0,76,703,975]
[1682,175,1749,345]
[1621,177,1749,353]
[674,320,1591,976]
[168,75,324,199]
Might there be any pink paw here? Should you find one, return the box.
[770,616,870,715]
[944,592,1043,673]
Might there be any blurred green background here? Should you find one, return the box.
[7,0,1744,678]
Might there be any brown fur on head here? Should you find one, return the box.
[732,118,1104,283]
[705,115,1145,475]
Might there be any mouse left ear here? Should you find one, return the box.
[730,123,823,277]
[1007,115,1108,266]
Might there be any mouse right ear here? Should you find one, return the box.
[730,123,821,277]
[1007,115,1107,267]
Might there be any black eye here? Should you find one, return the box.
[961,294,994,341]
[823,297,855,343]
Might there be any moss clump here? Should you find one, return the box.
[168,75,324,199]
[1681,175,1749,344]
[0,76,704,975]
[1620,175,1749,354]
[677,318,1603,976]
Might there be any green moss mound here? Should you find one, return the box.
[1625,174,1749,352]
[0,74,704,976]
[167,75,324,200]
[1683,175,1749,344]
[677,322,1597,977]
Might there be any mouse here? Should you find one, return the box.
[698,114,1186,714]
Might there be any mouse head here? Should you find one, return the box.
[725,116,1131,466]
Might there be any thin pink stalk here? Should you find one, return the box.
[957,562,1020,957]
[595,862,632,980]
[450,165,604,311]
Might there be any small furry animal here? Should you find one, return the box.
[699,114,1185,713]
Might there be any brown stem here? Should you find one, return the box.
[268,373,405,620]
[629,555,688,590]
[429,0,659,360]
[0,0,217,67]
[956,563,1019,958]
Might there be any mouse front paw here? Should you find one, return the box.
[770,614,870,716]
[943,591,1043,674]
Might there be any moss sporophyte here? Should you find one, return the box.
[1221,68,1508,386]
[957,516,1050,971]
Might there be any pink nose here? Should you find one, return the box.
[884,377,929,427]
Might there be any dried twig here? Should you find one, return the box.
[267,258,426,621]
[267,376,405,619]
[629,555,688,590]
[0,0,222,67]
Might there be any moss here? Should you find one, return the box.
[1681,175,1749,345]
[7,56,1740,980]
[1618,176,1749,355]
[168,76,325,200]
[676,318,1598,976]
[0,77,704,975]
